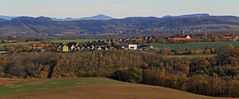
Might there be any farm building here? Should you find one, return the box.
[96,45,109,50]
[31,44,48,52]
[128,44,138,50]
[63,45,69,52]
[139,44,155,50]
[224,35,239,41]
[32,44,47,49]
[0,51,8,54]
[171,35,191,41]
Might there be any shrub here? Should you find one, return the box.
[112,67,142,83]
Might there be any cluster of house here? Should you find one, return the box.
[97,36,155,44]
[20,35,239,53]
[1,35,238,54]
[58,43,155,52]
[27,36,157,52]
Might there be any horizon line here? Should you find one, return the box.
[0,13,239,19]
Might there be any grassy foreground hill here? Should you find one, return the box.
[0,77,230,99]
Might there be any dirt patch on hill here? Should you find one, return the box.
[0,78,35,86]
[1,83,231,99]
[0,78,16,85]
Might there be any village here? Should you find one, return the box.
[0,34,239,54]
[31,37,157,53]
[29,34,239,53]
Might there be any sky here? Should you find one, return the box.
[0,0,239,18]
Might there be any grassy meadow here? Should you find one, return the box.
[0,41,40,49]
[152,41,239,50]
[0,77,120,96]
[51,39,95,43]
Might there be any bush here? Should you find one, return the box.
[128,68,142,83]
[112,67,142,83]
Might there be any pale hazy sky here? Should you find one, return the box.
[0,0,238,18]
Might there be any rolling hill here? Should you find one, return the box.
[0,77,227,99]
[0,14,239,37]
[0,15,14,20]
[80,14,113,20]
[0,18,6,22]
[52,14,113,21]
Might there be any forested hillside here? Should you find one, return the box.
[0,15,239,37]
[1,45,239,97]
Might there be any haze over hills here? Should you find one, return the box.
[80,14,113,20]
[0,18,6,22]
[0,13,239,37]
[0,13,215,21]
[0,15,15,20]
[52,14,113,21]
[0,14,113,21]
[162,13,210,19]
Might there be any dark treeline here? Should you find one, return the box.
[0,45,239,97]
[0,51,149,78]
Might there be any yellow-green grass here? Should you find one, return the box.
[51,39,96,43]
[0,77,120,96]
[152,41,239,50]
[0,41,40,49]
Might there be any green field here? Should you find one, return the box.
[152,41,239,50]
[0,77,119,96]
[51,39,95,43]
[0,41,40,49]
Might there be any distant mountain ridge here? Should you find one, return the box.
[2,13,237,21]
[0,14,113,21]
[0,18,6,22]
[1,13,239,37]
[52,14,113,21]
[80,14,113,20]
[12,16,53,22]
[0,15,15,20]
[1,13,213,21]
[162,13,210,18]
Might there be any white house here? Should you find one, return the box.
[128,44,137,50]
[70,45,75,50]
[0,51,8,54]
[186,35,191,39]
[234,36,239,41]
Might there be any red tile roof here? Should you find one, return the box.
[172,37,190,41]
[224,36,233,39]
[32,44,47,49]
